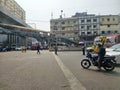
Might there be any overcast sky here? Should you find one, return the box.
[15,0,120,31]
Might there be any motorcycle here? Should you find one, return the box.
[81,51,116,71]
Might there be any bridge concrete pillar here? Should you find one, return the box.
[7,34,17,47]
[7,34,11,46]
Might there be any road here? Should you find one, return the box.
[0,50,120,90]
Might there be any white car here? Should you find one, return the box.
[106,43,120,52]
[15,46,22,51]
[106,48,120,64]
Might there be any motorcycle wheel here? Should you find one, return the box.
[81,59,91,69]
[103,61,115,71]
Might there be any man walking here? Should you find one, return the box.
[37,44,40,54]
[54,45,58,55]
[82,45,85,55]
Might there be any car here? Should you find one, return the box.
[106,43,120,52]
[106,47,120,64]
[10,44,16,50]
[1,46,11,52]
[15,46,22,51]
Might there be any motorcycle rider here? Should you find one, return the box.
[97,43,106,70]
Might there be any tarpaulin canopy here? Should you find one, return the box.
[79,41,84,44]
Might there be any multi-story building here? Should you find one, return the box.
[0,0,25,21]
[0,0,27,47]
[100,15,120,35]
[50,12,120,46]
[73,12,100,45]
[50,17,79,42]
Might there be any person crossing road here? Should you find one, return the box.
[37,44,40,54]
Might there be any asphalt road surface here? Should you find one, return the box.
[0,50,120,90]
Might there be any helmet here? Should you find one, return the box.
[98,43,102,47]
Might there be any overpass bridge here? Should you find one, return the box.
[0,0,50,49]
[0,23,50,48]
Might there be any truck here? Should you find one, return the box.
[105,34,120,48]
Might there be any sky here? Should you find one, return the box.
[15,0,120,31]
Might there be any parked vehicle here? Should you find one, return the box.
[15,46,22,51]
[1,46,11,51]
[106,43,120,52]
[105,34,120,48]
[87,34,120,53]
[81,51,116,71]
[106,47,120,64]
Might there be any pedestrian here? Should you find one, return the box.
[37,44,40,54]
[22,45,26,53]
[82,45,85,55]
[54,45,58,55]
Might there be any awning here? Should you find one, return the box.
[79,41,84,44]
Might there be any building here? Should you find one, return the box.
[0,0,27,26]
[50,17,79,42]
[0,0,28,47]
[50,12,100,45]
[100,15,120,35]
[74,12,100,46]
[50,12,120,46]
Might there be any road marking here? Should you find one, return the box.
[53,53,86,90]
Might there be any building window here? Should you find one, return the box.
[87,19,91,23]
[107,31,111,34]
[55,22,58,25]
[54,26,58,30]
[62,27,65,30]
[81,20,84,23]
[62,33,65,36]
[94,31,97,35]
[73,21,76,23]
[102,18,104,21]
[74,32,78,35]
[81,26,84,29]
[68,21,70,24]
[114,30,118,33]
[113,18,115,21]
[93,25,97,29]
[87,32,91,35]
[107,18,110,21]
[81,32,85,35]
[61,22,65,24]
[87,25,91,30]
[93,19,97,22]
[101,31,105,34]
[107,25,110,27]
